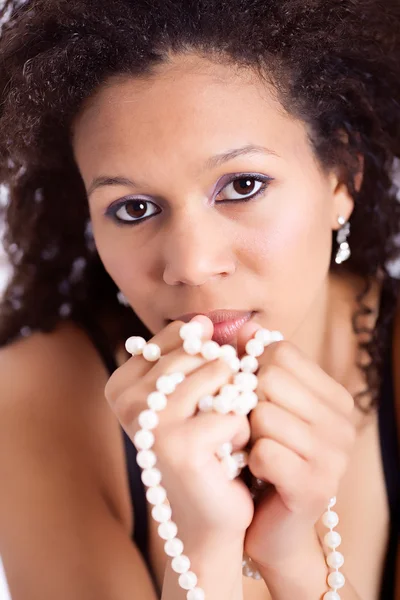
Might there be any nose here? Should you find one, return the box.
[162,211,236,286]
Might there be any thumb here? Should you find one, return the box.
[235,319,264,358]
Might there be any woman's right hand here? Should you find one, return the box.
[105,316,254,548]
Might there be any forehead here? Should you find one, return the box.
[72,54,309,174]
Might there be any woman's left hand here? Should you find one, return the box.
[237,325,357,571]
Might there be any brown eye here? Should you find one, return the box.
[125,200,147,219]
[112,199,160,224]
[233,178,256,195]
[217,176,269,202]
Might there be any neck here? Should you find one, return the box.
[290,271,381,393]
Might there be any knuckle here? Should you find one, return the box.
[104,374,118,404]
[248,438,270,476]
[208,357,233,380]
[269,339,294,367]
[258,363,281,393]
[249,402,268,430]
[113,387,141,425]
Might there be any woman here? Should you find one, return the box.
[0,1,399,598]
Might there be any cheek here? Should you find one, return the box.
[251,186,331,273]
[248,181,333,331]
[92,225,153,305]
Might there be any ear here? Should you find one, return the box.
[328,174,355,230]
[329,132,364,230]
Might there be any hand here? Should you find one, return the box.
[236,322,357,571]
[105,316,254,549]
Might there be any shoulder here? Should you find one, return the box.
[0,320,133,533]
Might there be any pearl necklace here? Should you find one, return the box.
[125,322,345,600]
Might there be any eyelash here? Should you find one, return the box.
[105,173,272,227]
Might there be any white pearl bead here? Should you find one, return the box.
[240,355,258,373]
[164,538,184,557]
[245,338,265,357]
[170,372,185,385]
[158,520,178,540]
[327,571,345,589]
[201,340,221,360]
[232,391,258,415]
[125,336,146,355]
[255,328,273,346]
[232,451,248,468]
[143,343,161,362]
[324,531,342,549]
[147,391,168,411]
[179,571,198,590]
[323,592,341,600]
[220,384,240,400]
[241,391,258,409]
[172,554,191,573]
[156,375,176,395]
[141,468,162,488]
[225,356,241,372]
[187,588,205,600]
[223,454,241,480]
[219,344,237,361]
[328,496,337,508]
[216,442,233,458]
[133,429,155,450]
[270,330,284,342]
[183,337,202,355]
[179,322,203,340]
[213,394,233,414]
[322,510,339,528]
[146,485,167,505]
[234,372,258,391]
[136,449,157,469]
[198,394,214,412]
[327,551,344,569]
[152,503,172,523]
[138,409,159,430]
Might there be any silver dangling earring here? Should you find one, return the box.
[335,216,351,264]
[117,290,130,307]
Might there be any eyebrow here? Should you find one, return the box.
[87,144,278,197]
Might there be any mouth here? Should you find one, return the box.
[168,309,256,346]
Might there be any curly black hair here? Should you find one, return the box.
[0,0,399,412]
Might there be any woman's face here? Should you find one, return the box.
[72,53,353,342]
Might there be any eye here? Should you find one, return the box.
[106,198,161,225]
[216,174,271,203]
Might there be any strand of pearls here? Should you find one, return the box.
[322,497,345,599]
[125,323,344,598]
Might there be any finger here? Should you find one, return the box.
[185,412,251,456]
[256,364,326,425]
[116,356,233,426]
[248,438,310,512]
[107,316,214,398]
[250,401,314,460]
[258,341,354,417]
[235,319,264,357]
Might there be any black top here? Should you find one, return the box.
[79,301,399,599]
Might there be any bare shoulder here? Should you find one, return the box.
[0,320,133,533]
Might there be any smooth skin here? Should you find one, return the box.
[0,51,398,599]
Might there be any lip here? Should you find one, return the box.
[169,310,255,345]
